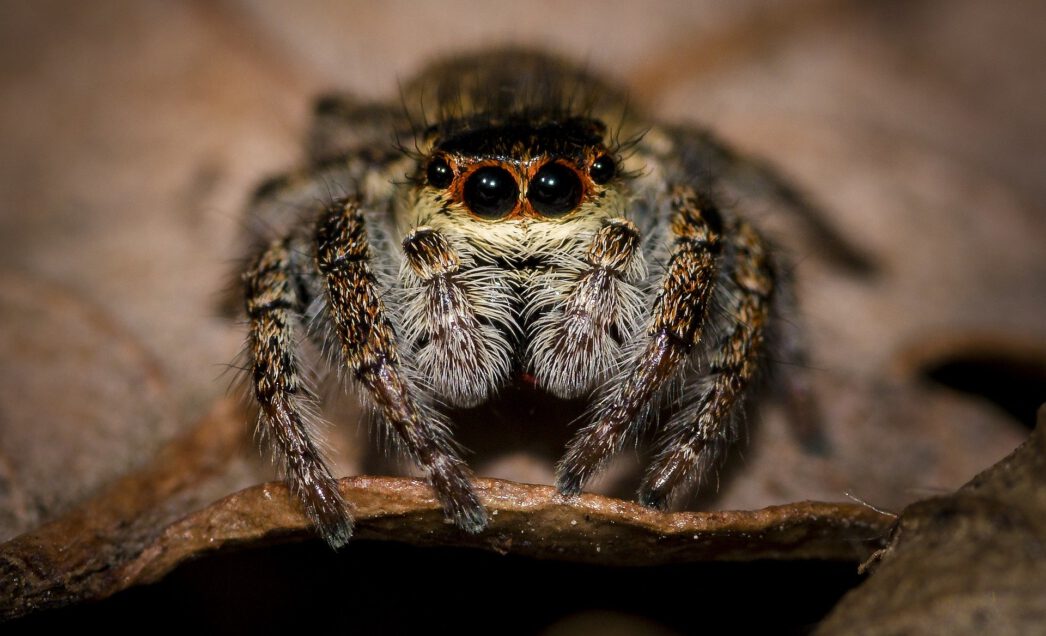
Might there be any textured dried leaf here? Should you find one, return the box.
[816,410,1046,634]
[0,270,174,537]
[0,398,892,620]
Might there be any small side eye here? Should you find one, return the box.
[529,163,582,217]
[590,154,616,185]
[463,166,518,218]
[426,156,454,189]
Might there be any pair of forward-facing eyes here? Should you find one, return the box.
[425,154,617,218]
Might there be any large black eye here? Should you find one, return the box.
[463,166,518,218]
[426,156,454,189]
[590,154,616,184]
[528,162,582,216]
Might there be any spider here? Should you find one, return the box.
[240,49,831,548]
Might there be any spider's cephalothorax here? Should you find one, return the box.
[241,50,812,547]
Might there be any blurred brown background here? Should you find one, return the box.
[1,0,1044,610]
[2,0,1046,631]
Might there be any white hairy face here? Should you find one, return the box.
[384,119,650,406]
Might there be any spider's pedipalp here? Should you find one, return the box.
[399,226,514,408]
[555,186,723,496]
[244,238,353,548]
[527,218,647,398]
[315,200,488,533]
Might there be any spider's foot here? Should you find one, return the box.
[431,460,489,534]
[317,514,354,550]
[554,469,585,498]
[451,498,489,535]
[637,488,672,512]
[305,479,355,550]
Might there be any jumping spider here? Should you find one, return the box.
[241,49,825,548]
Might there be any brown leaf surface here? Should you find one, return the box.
[0,398,892,620]
[816,410,1046,635]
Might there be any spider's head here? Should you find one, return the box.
[413,116,622,224]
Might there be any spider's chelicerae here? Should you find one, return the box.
[241,50,824,548]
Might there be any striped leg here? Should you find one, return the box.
[639,218,774,508]
[244,239,353,547]
[316,200,487,533]
[556,187,723,496]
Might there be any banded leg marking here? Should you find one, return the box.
[639,218,774,508]
[245,239,353,547]
[556,187,723,495]
[316,201,488,532]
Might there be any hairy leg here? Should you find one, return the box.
[639,218,774,508]
[659,126,874,275]
[556,187,723,495]
[315,200,487,532]
[768,271,827,453]
[244,238,353,547]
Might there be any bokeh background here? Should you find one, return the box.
[1,1,1044,632]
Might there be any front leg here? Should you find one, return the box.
[556,187,723,495]
[244,238,353,548]
[315,200,487,533]
[639,218,773,508]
